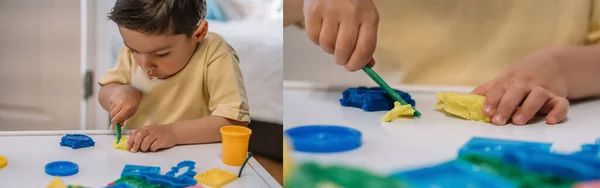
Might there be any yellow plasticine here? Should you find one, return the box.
[0,156,7,169]
[46,177,66,188]
[435,92,491,123]
[381,102,415,122]
[194,168,238,188]
[113,136,129,151]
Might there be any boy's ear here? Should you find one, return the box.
[192,20,208,42]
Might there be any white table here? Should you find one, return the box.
[283,82,600,175]
[0,130,281,188]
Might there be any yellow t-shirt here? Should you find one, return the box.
[370,0,600,86]
[98,33,250,129]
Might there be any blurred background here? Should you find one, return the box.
[0,0,283,132]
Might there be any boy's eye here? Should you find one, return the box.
[155,53,170,58]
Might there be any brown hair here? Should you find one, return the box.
[108,0,206,37]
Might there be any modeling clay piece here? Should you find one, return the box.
[45,161,79,176]
[184,186,205,188]
[286,162,407,188]
[137,172,197,188]
[284,125,362,153]
[459,137,552,158]
[503,150,600,181]
[60,134,95,149]
[166,160,197,178]
[194,168,238,188]
[460,154,574,187]
[113,136,129,151]
[121,164,160,177]
[0,155,7,169]
[389,160,516,188]
[435,92,490,122]
[47,177,67,188]
[382,102,416,122]
[339,87,415,112]
[110,176,163,188]
[104,183,134,188]
[66,185,89,188]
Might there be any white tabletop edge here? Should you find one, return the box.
[283,80,475,93]
[248,158,282,188]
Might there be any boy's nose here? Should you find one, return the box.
[140,54,158,69]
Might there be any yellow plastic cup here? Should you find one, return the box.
[220,125,252,166]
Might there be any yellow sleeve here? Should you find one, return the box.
[206,51,250,122]
[587,0,600,44]
[98,47,133,86]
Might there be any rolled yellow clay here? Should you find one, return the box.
[382,102,415,122]
[435,92,491,123]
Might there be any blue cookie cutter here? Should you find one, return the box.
[503,150,600,181]
[285,125,362,153]
[458,137,552,158]
[165,160,197,178]
[60,134,95,149]
[45,161,79,176]
[389,160,516,188]
[121,164,161,177]
[339,87,416,112]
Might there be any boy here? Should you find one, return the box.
[98,0,249,153]
[285,0,600,126]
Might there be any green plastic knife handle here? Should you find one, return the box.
[116,123,122,144]
[362,66,422,117]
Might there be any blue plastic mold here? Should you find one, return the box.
[339,87,416,112]
[121,164,160,177]
[389,160,516,188]
[503,150,600,181]
[165,160,197,178]
[45,161,79,176]
[284,125,362,153]
[458,137,552,158]
[60,134,95,149]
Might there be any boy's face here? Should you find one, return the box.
[118,22,208,79]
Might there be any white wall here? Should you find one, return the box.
[283,26,371,86]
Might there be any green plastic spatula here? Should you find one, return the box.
[362,66,421,117]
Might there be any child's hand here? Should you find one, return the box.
[303,0,379,71]
[109,85,142,125]
[472,48,569,126]
[127,124,177,152]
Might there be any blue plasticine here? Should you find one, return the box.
[165,160,197,178]
[284,125,362,153]
[458,137,552,158]
[502,150,600,181]
[121,164,160,177]
[45,161,79,176]
[135,172,197,188]
[60,134,95,149]
[389,160,516,188]
[339,87,416,112]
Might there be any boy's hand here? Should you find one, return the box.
[304,0,379,71]
[109,85,142,125]
[127,124,177,152]
[472,48,569,126]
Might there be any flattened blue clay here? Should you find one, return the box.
[339,87,415,112]
[60,134,95,149]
